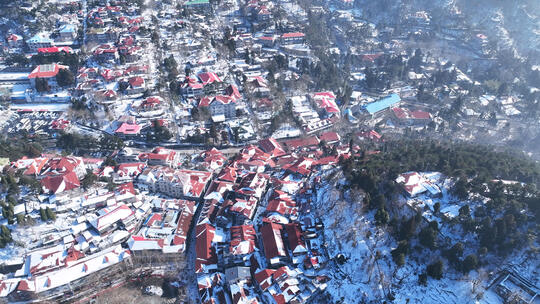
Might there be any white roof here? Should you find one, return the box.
[19,245,129,294]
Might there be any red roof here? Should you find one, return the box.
[318,131,341,143]
[6,34,21,42]
[226,84,241,100]
[195,223,216,261]
[392,107,432,120]
[28,64,69,79]
[257,98,272,107]
[116,182,136,195]
[198,96,212,107]
[214,95,235,105]
[392,107,408,119]
[128,76,144,87]
[43,156,81,174]
[410,110,432,120]
[141,96,161,108]
[254,269,275,291]
[229,225,257,255]
[283,136,320,150]
[286,223,306,254]
[258,138,286,157]
[314,96,340,113]
[314,91,336,99]
[37,46,73,54]
[260,222,286,259]
[41,171,80,194]
[282,32,305,38]
[217,167,237,182]
[115,122,141,135]
[362,53,383,62]
[198,72,222,85]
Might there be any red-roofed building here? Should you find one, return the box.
[258,138,286,158]
[140,96,162,110]
[138,147,178,168]
[37,46,73,54]
[195,223,217,273]
[258,35,276,47]
[362,53,383,62]
[226,196,259,220]
[217,167,237,183]
[41,156,86,179]
[116,182,136,195]
[115,162,146,181]
[114,122,141,138]
[285,223,307,255]
[281,32,305,44]
[138,167,212,200]
[282,157,315,176]
[200,148,227,171]
[225,84,242,100]
[318,131,341,144]
[180,77,204,97]
[20,157,49,176]
[198,72,222,85]
[260,222,286,265]
[257,5,272,21]
[93,44,118,62]
[312,94,340,115]
[127,76,145,94]
[282,136,320,152]
[229,225,257,255]
[199,95,237,119]
[91,204,135,235]
[41,171,80,194]
[254,269,276,291]
[28,64,69,90]
[266,197,298,217]
[392,107,432,125]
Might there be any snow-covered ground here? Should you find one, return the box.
[10,103,71,112]
[0,213,73,265]
[312,171,539,304]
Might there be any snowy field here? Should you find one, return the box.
[312,172,539,304]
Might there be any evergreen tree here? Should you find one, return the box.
[459,205,470,218]
[371,194,386,210]
[16,214,25,224]
[462,254,478,273]
[81,172,98,190]
[375,208,389,225]
[419,227,437,249]
[447,242,464,265]
[427,260,443,280]
[40,208,47,221]
[399,217,417,241]
[433,202,440,214]
[56,68,74,87]
[45,207,55,221]
[35,77,50,92]
[0,225,12,248]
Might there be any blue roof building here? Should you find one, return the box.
[59,24,76,34]
[27,34,53,44]
[364,93,401,115]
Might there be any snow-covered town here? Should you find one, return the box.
[0,0,538,303]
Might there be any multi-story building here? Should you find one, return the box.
[28,64,70,91]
